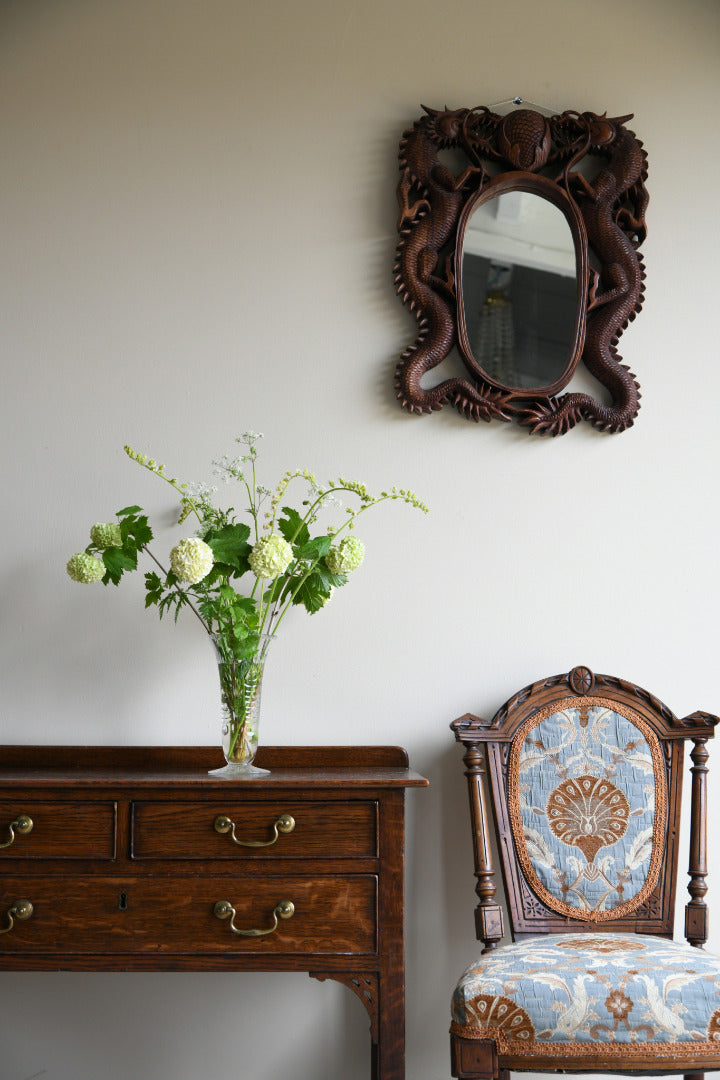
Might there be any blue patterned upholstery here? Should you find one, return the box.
[451,669,720,1078]
[510,701,665,920]
[451,933,720,1065]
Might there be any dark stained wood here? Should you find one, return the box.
[131,799,378,859]
[0,875,377,955]
[462,745,503,951]
[451,1036,497,1079]
[0,745,425,788]
[394,105,648,436]
[449,666,718,1079]
[310,970,379,1039]
[0,800,116,859]
[686,737,710,946]
[451,1034,720,1075]
[0,745,427,1080]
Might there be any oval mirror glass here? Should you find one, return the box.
[459,188,579,392]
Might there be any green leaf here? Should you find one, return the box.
[231,596,257,616]
[278,507,310,548]
[144,571,164,608]
[314,566,347,590]
[102,546,138,585]
[262,577,291,604]
[117,511,153,549]
[293,572,332,614]
[130,517,153,547]
[206,523,251,568]
[295,534,331,561]
[116,505,143,517]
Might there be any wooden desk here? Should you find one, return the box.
[0,745,427,1080]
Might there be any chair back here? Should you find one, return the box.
[452,666,717,949]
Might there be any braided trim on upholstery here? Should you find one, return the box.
[449,1021,720,1068]
[507,696,668,922]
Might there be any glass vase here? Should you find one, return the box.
[208,634,272,778]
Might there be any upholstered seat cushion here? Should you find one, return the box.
[451,933,720,1065]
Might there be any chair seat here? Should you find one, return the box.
[451,933,720,1066]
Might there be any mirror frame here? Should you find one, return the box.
[394,105,649,435]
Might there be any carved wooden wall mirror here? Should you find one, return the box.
[393,104,648,435]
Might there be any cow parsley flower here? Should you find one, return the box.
[169,537,214,584]
[90,522,122,549]
[325,536,365,574]
[67,552,105,584]
[248,534,293,579]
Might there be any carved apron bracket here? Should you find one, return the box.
[309,971,379,1041]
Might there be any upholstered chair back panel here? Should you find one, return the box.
[509,699,666,921]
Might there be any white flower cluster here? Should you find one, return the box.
[248,534,293,579]
[89,522,122,549]
[169,538,214,584]
[325,536,365,575]
[66,552,105,584]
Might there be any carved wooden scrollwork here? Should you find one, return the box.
[309,971,379,1040]
[394,104,649,435]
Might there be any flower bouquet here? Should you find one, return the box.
[66,433,427,776]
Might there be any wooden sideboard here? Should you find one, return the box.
[0,745,426,1080]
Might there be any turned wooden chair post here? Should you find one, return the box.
[686,736,710,949]
[684,737,711,1080]
[462,743,504,952]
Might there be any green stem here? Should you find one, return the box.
[261,490,397,638]
[142,545,213,635]
[125,446,203,522]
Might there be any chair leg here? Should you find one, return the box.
[451,1035,498,1079]
[685,1074,704,1080]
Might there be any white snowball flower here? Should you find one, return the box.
[66,552,105,583]
[169,537,214,584]
[325,536,365,575]
[248,534,293,579]
[90,522,122,549]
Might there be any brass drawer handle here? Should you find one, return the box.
[213,813,295,848]
[0,814,33,849]
[213,898,295,937]
[0,899,34,935]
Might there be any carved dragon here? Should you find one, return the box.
[393,105,649,436]
[521,112,648,434]
[394,107,514,422]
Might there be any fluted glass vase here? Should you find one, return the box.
[208,634,273,779]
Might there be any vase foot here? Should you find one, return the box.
[208,762,271,779]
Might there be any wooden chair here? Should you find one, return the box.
[450,665,720,1079]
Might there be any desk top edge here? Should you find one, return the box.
[0,745,428,787]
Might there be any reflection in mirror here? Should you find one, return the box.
[461,192,577,390]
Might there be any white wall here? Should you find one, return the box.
[1,1,719,1077]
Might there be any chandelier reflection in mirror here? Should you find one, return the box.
[393,104,648,435]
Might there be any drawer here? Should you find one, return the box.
[0,875,377,956]
[131,800,377,859]
[0,801,116,860]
